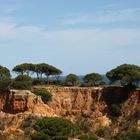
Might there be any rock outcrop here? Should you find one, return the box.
[0,89,56,140]
[0,89,55,116]
[34,86,111,132]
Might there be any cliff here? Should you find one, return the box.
[0,86,140,139]
[0,89,55,140]
[35,86,140,138]
[0,89,55,116]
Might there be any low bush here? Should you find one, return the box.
[32,117,80,139]
[32,78,48,85]
[128,129,140,140]
[51,136,68,140]
[32,89,52,104]
[31,132,50,140]
[109,104,121,117]
[117,129,140,140]
[12,75,32,89]
[79,134,99,140]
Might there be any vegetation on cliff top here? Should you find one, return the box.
[0,65,11,91]
[12,63,62,81]
[106,64,140,86]
[32,89,52,104]
[83,73,103,86]
[65,73,79,86]
[12,74,33,89]
[0,63,139,90]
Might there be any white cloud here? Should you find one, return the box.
[62,8,140,25]
[0,20,140,51]
[45,29,140,50]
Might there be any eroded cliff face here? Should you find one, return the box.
[0,86,140,140]
[34,86,112,132]
[45,87,106,116]
[0,90,55,140]
[0,89,55,116]
[35,86,140,137]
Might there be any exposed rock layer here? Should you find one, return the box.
[0,89,55,116]
[0,86,140,139]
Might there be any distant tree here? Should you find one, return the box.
[13,63,63,82]
[43,65,57,80]
[0,65,11,91]
[83,73,103,86]
[12,63,35,75]
[49,66,62,81]
[0,65,11,80]
[65,74,79,86]
[106,64,140,86]
[12,75,33,89]
[34,63,49,79]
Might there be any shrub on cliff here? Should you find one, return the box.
[31,132,50,140]
[127,129,140,140]
[79,134,99,140]
[12,74,32,89]
[0,65,11,91]
[33,117,80,139]
[32,89,52,104]
[117,129,140,140]
[109,104,121,117]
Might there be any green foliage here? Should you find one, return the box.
[31,132,50,140]
[83,73,103,86]
[129,129,140,140]
[51,136,68,140]
[109,104,121,117]
[117,129,140,140]
[79,134,99,140]
[12,74,32,89]
[0,65,11,91]
[12,63,35,75]
[33,117,80,139]
[13,63,62,82]
[0,65,11,79]
[65,73,79,86]
[0,77,11,91]
[32,89,52,104]
[106,64,140,86]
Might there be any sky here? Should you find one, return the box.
[0,0,140,75]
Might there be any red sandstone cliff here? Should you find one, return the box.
[0,86,140,139]
[0,89,55,116]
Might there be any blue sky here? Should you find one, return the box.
[0,0,140,75]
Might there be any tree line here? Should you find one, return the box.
[0,63,140,91]
[12,63,62,80]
